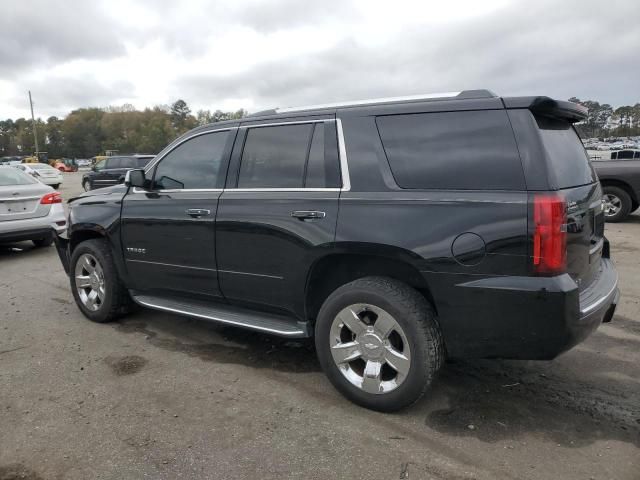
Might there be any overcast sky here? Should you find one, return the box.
[1,0,638,120]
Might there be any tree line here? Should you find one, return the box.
[569,97,640,138]
[0,99,247,158]
[2,96,639,159]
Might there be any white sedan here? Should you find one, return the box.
[14,163,64,189]
[0,166,66,247]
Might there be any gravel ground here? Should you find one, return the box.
[0,172,638,479]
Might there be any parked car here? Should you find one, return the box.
[593,157,640,222]
[14,163,64,189]
[50,158,79,172]
[53,91,619,411]
[0,156,22,166]
[0,166,66,247]
[81,155,154,191]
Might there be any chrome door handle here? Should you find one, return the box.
[291,210,326,220]
[186,208,211,217]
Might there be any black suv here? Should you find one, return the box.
[54,90,619,411]
[82,155,155,191]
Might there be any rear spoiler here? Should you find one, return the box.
[502,96,587,123]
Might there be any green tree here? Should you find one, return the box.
[170,99,196,133]
[45,116,64,157]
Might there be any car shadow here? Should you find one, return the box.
[115,310,639,448]
[116,311,320,374]
[0,241,50,257]
[421,349,640,448]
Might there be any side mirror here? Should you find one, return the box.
[125,169,146,188]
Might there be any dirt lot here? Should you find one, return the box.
[1,172,638,479]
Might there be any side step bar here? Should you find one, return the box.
[130,292,310,338]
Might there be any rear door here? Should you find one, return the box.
[216,118,342,317]
[120,129,235,299]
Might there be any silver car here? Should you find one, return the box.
[15,162,64,189]
[0,166,66,247]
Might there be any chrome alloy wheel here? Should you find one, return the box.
[330,304,411,394]
[74,253,106,311]
[603,194,622,217]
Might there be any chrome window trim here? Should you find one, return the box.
[239,119,325,128]
[130,119,352,194]
[231,118,351,192]
[132,188,224,193]
[227,188,341,192]
[132,128,233,194]
[335,118,350,192]
[143,127,233,174]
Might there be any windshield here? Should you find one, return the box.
[0,167,38,186]
[94,159,107,170]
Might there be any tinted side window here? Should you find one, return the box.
[136,157,153,168]
[238,124,312,188]
[376,110,525,190]
[106,158,123,169]
[536,117,595,188]
[618,150,633,159]
[304,123,340,188]
[153,131,229,190]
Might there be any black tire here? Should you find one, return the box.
[82,180,91,191]
[603,186,632,223]
[51,184,60,189]
[69,238,132,323]
[315,276,444,412]
[32,236,53,248]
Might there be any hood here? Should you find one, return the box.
[69,184,128,204]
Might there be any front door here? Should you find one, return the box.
[120,128,236,299]
[216,118,343,317]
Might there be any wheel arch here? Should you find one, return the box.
[304,247,436,324]
[69,226,107,253]
[600,179,638,208]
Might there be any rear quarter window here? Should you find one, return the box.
[376,110,525,190]
[535,117,596,189]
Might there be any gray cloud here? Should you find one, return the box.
[175,0,640,110]
[2,0,639,119]
[0,0,126,74]
[8,76,134,116]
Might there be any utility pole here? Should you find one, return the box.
[28,90,39,154]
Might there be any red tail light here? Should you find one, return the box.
[532,193,567,275]
[41,192,62,205]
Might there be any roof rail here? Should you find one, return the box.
[275,89,496,113]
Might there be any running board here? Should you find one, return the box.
[130,293,310,338]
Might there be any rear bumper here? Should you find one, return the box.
[0,204,66,243]
[436,258,619,359]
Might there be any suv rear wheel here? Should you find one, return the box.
[70,238,132,323]
[602,186,632,222]
[315,276,444,412]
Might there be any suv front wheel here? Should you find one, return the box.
[70,238,132,323]
[315,276,444,412]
